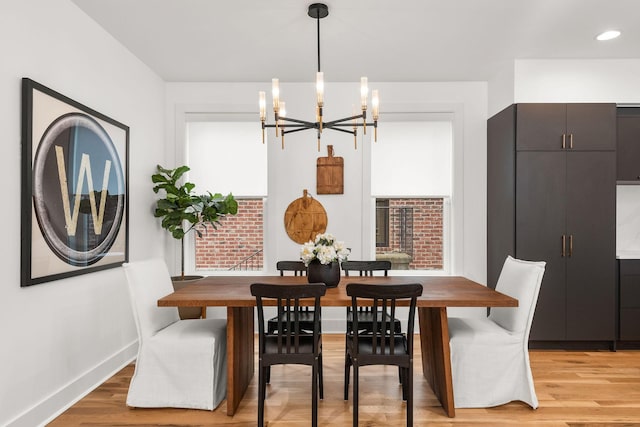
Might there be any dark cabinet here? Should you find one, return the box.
[616,107,640,182]
[488,103,617,343]
[516,103,616,151]
[618,260,640,341]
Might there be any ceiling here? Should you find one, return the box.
[71,0,640,83]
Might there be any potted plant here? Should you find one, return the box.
[152,163,238,286]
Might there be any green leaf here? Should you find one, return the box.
[152,164,238,242]
[172,165,191,181]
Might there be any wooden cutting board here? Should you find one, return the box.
[317,145,344,194]
[284,189,328,244]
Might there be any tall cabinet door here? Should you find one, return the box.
[565,151,616,340]
[516,151,567,340]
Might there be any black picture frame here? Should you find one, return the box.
[21,78,129,286]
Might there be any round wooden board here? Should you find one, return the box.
[284,193,327,244]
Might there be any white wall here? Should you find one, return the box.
[0,1,166,426]
[617,186,640,255]
[514,59,640,103]
[489,59,640,117]
[165,81,488,279]
[488,61,516,117]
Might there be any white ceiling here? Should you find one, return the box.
[71,0,640,83]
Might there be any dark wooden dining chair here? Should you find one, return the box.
[276,260,308,276]
[266,261,322,385]
[267,261,313,334]
[343,282,422,427]
[251,282,326,427]
[342,260,401,334]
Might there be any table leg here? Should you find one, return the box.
[226,306,255,416]
[418,307,455,417]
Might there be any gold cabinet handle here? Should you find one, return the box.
[562,234,566,257]
[569,234,573,257]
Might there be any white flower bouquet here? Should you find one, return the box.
[300,233,351,266]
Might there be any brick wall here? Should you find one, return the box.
[376,198,443,270]
[195,197,443,271]
[195,198,264,270]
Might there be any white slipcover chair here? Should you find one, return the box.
[123,259,227,410]
[448,256,545,409]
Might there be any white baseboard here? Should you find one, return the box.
[6,340,138,427]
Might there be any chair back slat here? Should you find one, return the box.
[346,283,422,357]
[272,296,308,353]
[342,261,392,315]
[252,283,326,356]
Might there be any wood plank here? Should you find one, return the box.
[226,306,254,415]
[158,275,518,309]
[419,307,455,417]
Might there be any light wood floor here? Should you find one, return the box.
[49,334,640,426]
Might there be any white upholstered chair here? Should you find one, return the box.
[448,255,545,409]
[123,259,227,410]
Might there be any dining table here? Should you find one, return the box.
[157,274,517,418]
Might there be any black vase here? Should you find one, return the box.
[307,259,341,288]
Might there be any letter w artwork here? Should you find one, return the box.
[31,112,126,268]
[22,79,129,286]
[55,146,111,237]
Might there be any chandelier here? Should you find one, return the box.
[259,3,379,151]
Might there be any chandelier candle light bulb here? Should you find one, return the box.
[360,77,368,109]
[272,78,280,110]
[272,78,280,138]
[259,92,266,120]
[372,90,379,119]
[316,72,324,107]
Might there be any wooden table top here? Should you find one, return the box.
[157,275,518,308]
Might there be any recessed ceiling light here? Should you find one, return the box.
[596,30,621,41]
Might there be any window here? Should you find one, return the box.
[185,115,267,271]
[376,199,390,247]
[371,115,452,271]
[374,198,444,270]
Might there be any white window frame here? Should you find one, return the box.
[362,109,463,276]
[176,109,268,276]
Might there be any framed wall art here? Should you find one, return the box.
[21,78,129,286]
